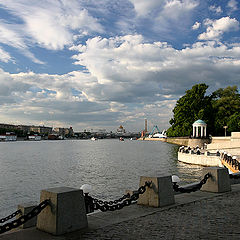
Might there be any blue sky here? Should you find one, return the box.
[0,0,239,132]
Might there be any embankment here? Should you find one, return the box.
[139,137,210,148]
[166,137,210,148]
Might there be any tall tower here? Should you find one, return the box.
[145,119,147,133]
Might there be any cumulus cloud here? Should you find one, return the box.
[192,21,201,30]
[71,34,240,101]
[1,32,240,130]
[198,17,239,41]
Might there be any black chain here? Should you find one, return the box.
[0,209,22,224]
[173,173,211,193]
[89,181,151,212]
[93,193,131,206]
[229,174,240,179]
[0,199,50,235]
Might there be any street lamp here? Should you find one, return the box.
[223,126,228,137]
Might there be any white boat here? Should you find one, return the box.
[0,132,17,141]
[28,135,41,141]
[91,137,97,141]
[149,130,167,139]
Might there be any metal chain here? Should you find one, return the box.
[173,173,211,193]
[229,174,240,179]
[93,193,131,206]
[0,199,50,235]
[91,181,152,212]
[0,209,22,224]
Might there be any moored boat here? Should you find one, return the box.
[28,134,41,141]
[0,132,17,141]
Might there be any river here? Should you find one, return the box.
[0,139,204,216]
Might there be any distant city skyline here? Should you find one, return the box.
[0,0,239,132]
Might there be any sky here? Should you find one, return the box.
[0,0,239,132]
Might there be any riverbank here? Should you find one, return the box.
[138,136,210,148]
[177,133,240,168]
[2,183,240,239]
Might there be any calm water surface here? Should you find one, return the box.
[0,139,204,216]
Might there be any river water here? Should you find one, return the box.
[0,139,204,216]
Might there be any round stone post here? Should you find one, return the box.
[37,187,88,235]
[137,175,175,207]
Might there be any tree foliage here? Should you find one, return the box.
[167,84,240,137]
[211,86,240,135]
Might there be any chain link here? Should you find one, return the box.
[0,209,22,224]
[173,173,211,193]
[229,174,240,179]
[93,193,130,206]
[88,181,151,212]
[0,199,50,235]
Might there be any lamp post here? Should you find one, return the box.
[223,126,228,137]
[81,184,94,214]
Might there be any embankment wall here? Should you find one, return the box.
[178,152,223,167]
[166,138,210,148]
[207,132,240,156]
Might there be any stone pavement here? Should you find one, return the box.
[1,185,240,240]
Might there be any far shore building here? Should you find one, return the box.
[30,126,52,135]
[0,123,16,130]
[117,125,126,134]
[17,125,31,132]
[54,127,74,137]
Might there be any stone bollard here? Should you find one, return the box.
[137,176,175,207]
[37,187,88,235]
[205,151,210,156]
[17,203,38,229]
[201,167,231,193]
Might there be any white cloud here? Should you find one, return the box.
[0,21,26,49]
[198,17,239,41]
[0,47,12,63]
[154,0,199,34]
[22,2,104,50]
[209,5,223,14]
[192,21,201,30]
[0,21,45,64]
[129,0,198,18]
[0,0,104,62]
[1,32,240,130]
[128,0,163,16]
[71,34,240,101]
[163,0,199,15]
[227,0,238,12]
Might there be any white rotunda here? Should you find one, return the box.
[192,119,207,138]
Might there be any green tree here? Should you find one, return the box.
[227,112,240,132]
[167,84,213,137]
[211,86,240,135]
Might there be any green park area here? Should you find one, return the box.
[167,84,240,137]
